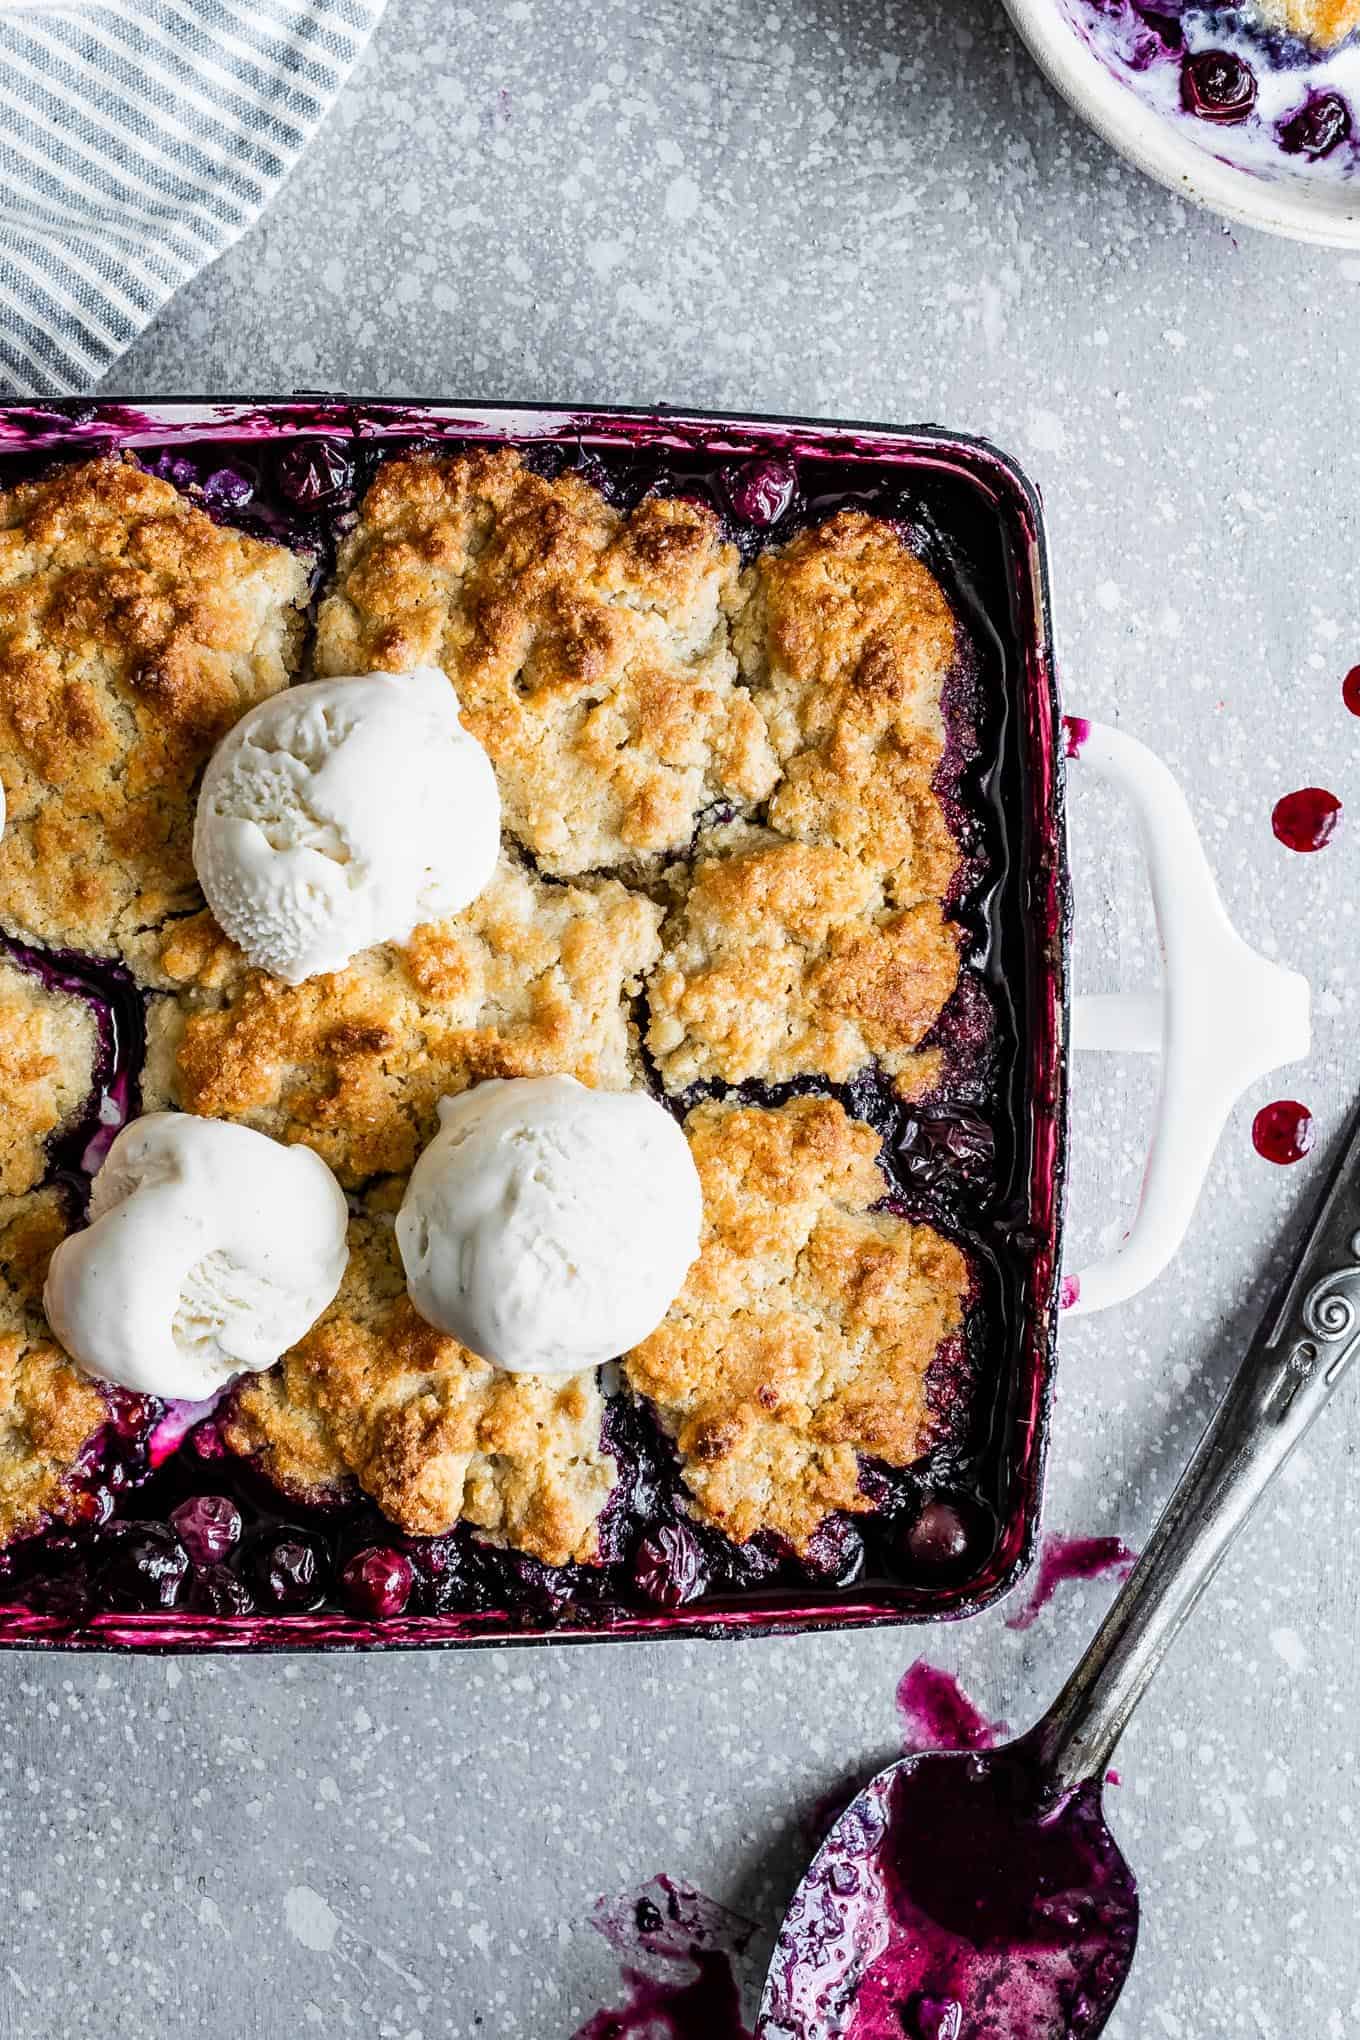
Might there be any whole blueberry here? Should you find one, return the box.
[339,1546,414,1619]
[1181,49,1256,125]
[800,1515,866,1587]
[170,1494,243,1569]
[201,466,255,511]
[190,1566,256,1616]
[725,456,797,528]
[900,1496,975,1573]
[244,1528,330,1611]
[274,438,353,509]
[631,1521,711,1607]
[1278,91,1351,160]
[97,1524,190,1611]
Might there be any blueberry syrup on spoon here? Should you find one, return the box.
[759,1103,1360,2037]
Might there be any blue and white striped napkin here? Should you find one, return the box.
[0,0,386,397]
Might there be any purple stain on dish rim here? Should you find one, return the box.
[1062,715,1090,761]
[574,1876,755,2040]
[1005,1533,1139,1632]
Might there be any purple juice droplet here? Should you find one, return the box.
[1006,1532,1139,1632]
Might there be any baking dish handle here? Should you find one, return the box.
[1061,717,1311,1318]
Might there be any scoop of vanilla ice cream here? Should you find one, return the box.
[396,1076,703,1374]
[44,1114,349,1400]
[193,668,501,984]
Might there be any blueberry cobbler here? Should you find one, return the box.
[0,430,1031,1637]
[1072,1,1360,176]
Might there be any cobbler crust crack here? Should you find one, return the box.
[0,958,98,1196]
[223,1194,616,1566]
[0,457,308,974]
[314,446,779,875]
[153,856,663,1187]
[624,1096,969,1553]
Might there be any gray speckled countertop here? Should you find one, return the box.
[4,0,1358,2033]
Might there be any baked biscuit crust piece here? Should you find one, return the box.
[1260,0,1360,44]
[624,1096,968,1552]
[0,959,98,1196]
[314,447,778,874]
[0,457,308,969]
[646,824,960,1092]
[733,510,959,901]
[162,857,663,1186]
[0,1191,107,1549]
[224,1200,617,1565]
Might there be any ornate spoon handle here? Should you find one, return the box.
[1035,1107,1360,1795]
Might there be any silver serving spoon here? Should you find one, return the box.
[758,1104,1360,2040]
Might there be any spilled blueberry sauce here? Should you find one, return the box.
[1058,1274,1081,1312]
[1061,717,1090,762]
[575,1878,754,2040]
[1272,785,1341,851]
[1005,1535,1138,1633]
[1251,1097,1315,1165]
[0,403,1067,1643]
[896,1660,1006,1756]
[1342,663,1360,717]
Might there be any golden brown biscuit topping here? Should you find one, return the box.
[0,1192,107,1549]
[646,824,959,1092]
[624,1097,968,1551]
[1258,0,1360,44]
[315,447,778,874]
[224,1200,616,1565]
[733,510,959,901]
[0,457,308,969]
[162,857,663,1185]
[0,960,98,1196]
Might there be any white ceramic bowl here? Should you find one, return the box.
[1002,0,1360,247]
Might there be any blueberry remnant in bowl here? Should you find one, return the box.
[1181,48,1258,123]
[1278,89,1352,156]
[725,455,797,527]
[631,1521,712,1607]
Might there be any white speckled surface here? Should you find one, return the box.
[6,0,1359,2032]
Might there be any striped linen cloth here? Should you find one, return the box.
[0,0,386,396]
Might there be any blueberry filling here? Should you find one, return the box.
[0,418,1059,1635]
